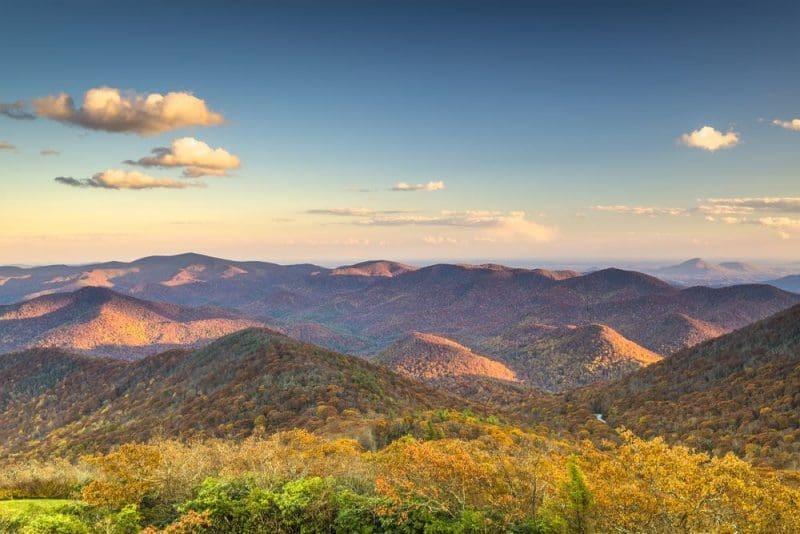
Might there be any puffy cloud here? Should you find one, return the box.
[391,181,445,192]
[772,118,800,131]
[679,126,740,151]
[592,205,687,216]
[40,148,59,156]
[0,141,16,150]
[54,169,195,190]
[33,87,224,136]
[0,100,35,120]
[126,137,240,177]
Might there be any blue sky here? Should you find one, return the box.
[1,0,799,265]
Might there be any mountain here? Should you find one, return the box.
[768,274,800,294]
[647,258,774,287]
[486,323,662,392]
[331,260,417,277]
[575,303,800,469]
[718,261,762,273]
[376,332,517,383]
[0,328,460,459]
[0,253,324,307]
[657,257,730,278]
[1,255,798,369]
[623,312,725,355]
[0,287,262,359]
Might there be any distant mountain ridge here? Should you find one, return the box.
[768,274,800,294]
[0,286,263,359]
[1,254,798,376]
[644,257,791,287]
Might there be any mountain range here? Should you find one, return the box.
[0,286,263,359]
[0,328,460,459]
[642,257,797,287]
[2,253,799,391]
[2,299,799,469]
[526,302,800,469]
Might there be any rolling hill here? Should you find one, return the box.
[0,287,262,359]
[769,274,800,294]
[562,303,800,469]
[0,328,461,459]
[376,332,517,383]
[486,323,662,391]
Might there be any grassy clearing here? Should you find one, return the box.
[0,499,78,515]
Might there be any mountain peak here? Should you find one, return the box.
[0,287,263,359]
[331,260,417,277]
[377,332,518,383]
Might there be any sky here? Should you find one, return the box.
[1,0,799,266]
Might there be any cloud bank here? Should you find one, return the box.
[34,87,224,136]
[307,208,408,216]
[309,207,554,241]
[679,126,740,151]
[391,181,445,192]
[55,169,195,190]
[701,197,800,213]
[126,137,240,177]
[592,205,687,216]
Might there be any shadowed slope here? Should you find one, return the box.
[573,303,800,468]
[0,328,461,459]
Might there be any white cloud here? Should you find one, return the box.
[391,181,445,192]
[40,148,59,156]
[55,169,196,190]
[126,137,240,177]
[592,205,687,216]
[679,126,740,151]
[358,210,555,242]
[309,208,554,242]
[307,208,409,216]
[0,141,16,151]
[773,118,800,131]
[34,87,224,136]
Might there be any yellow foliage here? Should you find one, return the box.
[81,443,162,508]
[580,429,800,533]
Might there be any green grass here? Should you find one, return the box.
[0,499,77,515]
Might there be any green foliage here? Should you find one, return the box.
[179,476,384,533]
[94,504,143,534]
[19,513,89,534]
[562,456,592,534]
